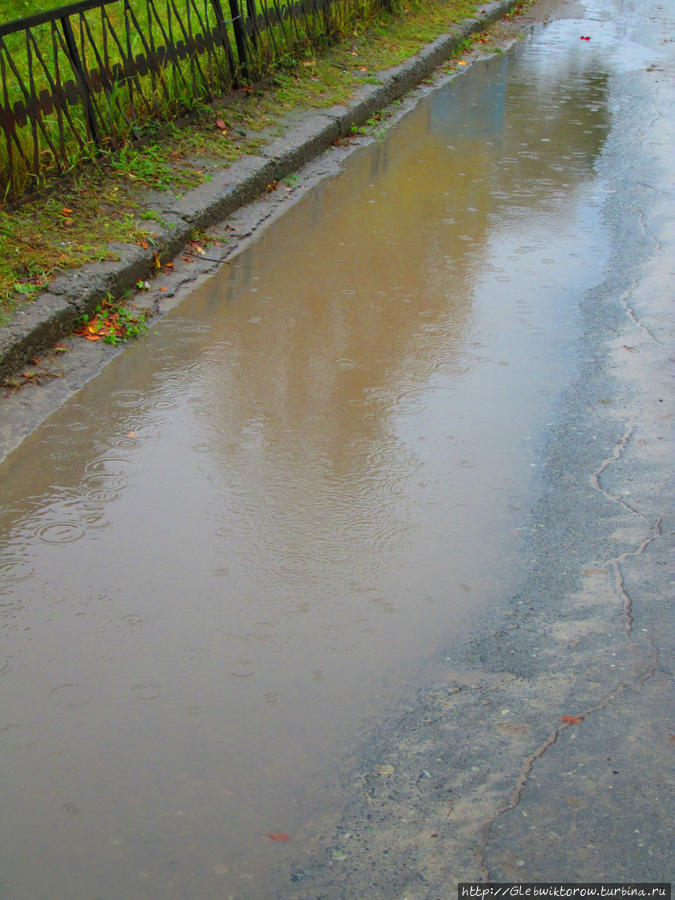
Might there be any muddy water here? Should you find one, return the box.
[1,13,617,899]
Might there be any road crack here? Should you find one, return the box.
[590,426,663,632]
[477,419,665,880]
[477,643,660,882]
[619,278,663,344]
[590,425,644,518]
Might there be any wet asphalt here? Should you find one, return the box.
[274,1,674,895]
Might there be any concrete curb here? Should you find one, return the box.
[0,0,519,383]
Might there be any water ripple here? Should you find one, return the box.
[36,522,85,544]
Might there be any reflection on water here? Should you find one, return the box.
[0,15,616,899]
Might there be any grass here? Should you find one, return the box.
[0,0,495,320]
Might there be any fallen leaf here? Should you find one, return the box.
[267,832,290,842]
[623,345,635,352]
[215,118,227,130]
[374,764,395,776]
[127,432,138,438]
[85,334,100,341]
[165,261,174,269]
[160,286,168,292]
[141,240,149,250]
[63,218,73,226]
[62,207,73,214]
[559,715,584,725]
[457,60,468,66]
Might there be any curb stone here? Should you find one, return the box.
[0,0,520,383]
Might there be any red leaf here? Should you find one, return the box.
[559,715,584,725]
[267,832,291,842]
[215,118,227,131]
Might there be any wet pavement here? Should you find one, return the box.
[1,0,673,897]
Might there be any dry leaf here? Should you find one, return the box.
[559,715,584,725]
[267,832,291,842]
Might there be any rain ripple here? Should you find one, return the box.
[36,521,85,544]
[0,556,36,584]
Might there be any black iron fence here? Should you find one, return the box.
[0,0,381,198]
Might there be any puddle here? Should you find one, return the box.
[0,10,624,898]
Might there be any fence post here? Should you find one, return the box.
[209,0,240,87]
[245,0,257,49]
[226,0,249,82]
[60,14,100,148]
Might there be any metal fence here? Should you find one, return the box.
[0,0,380,198]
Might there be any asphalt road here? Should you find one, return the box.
[278,1,674,895]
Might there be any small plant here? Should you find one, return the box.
[74,295,147,345]
[140,209,166,224]
[349,111,384,135]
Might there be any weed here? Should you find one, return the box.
[74,295,148,345]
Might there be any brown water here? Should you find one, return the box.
[0,18,616,899]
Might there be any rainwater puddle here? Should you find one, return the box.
[0,9,621,898]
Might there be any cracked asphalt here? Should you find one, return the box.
[272,1,674,895]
